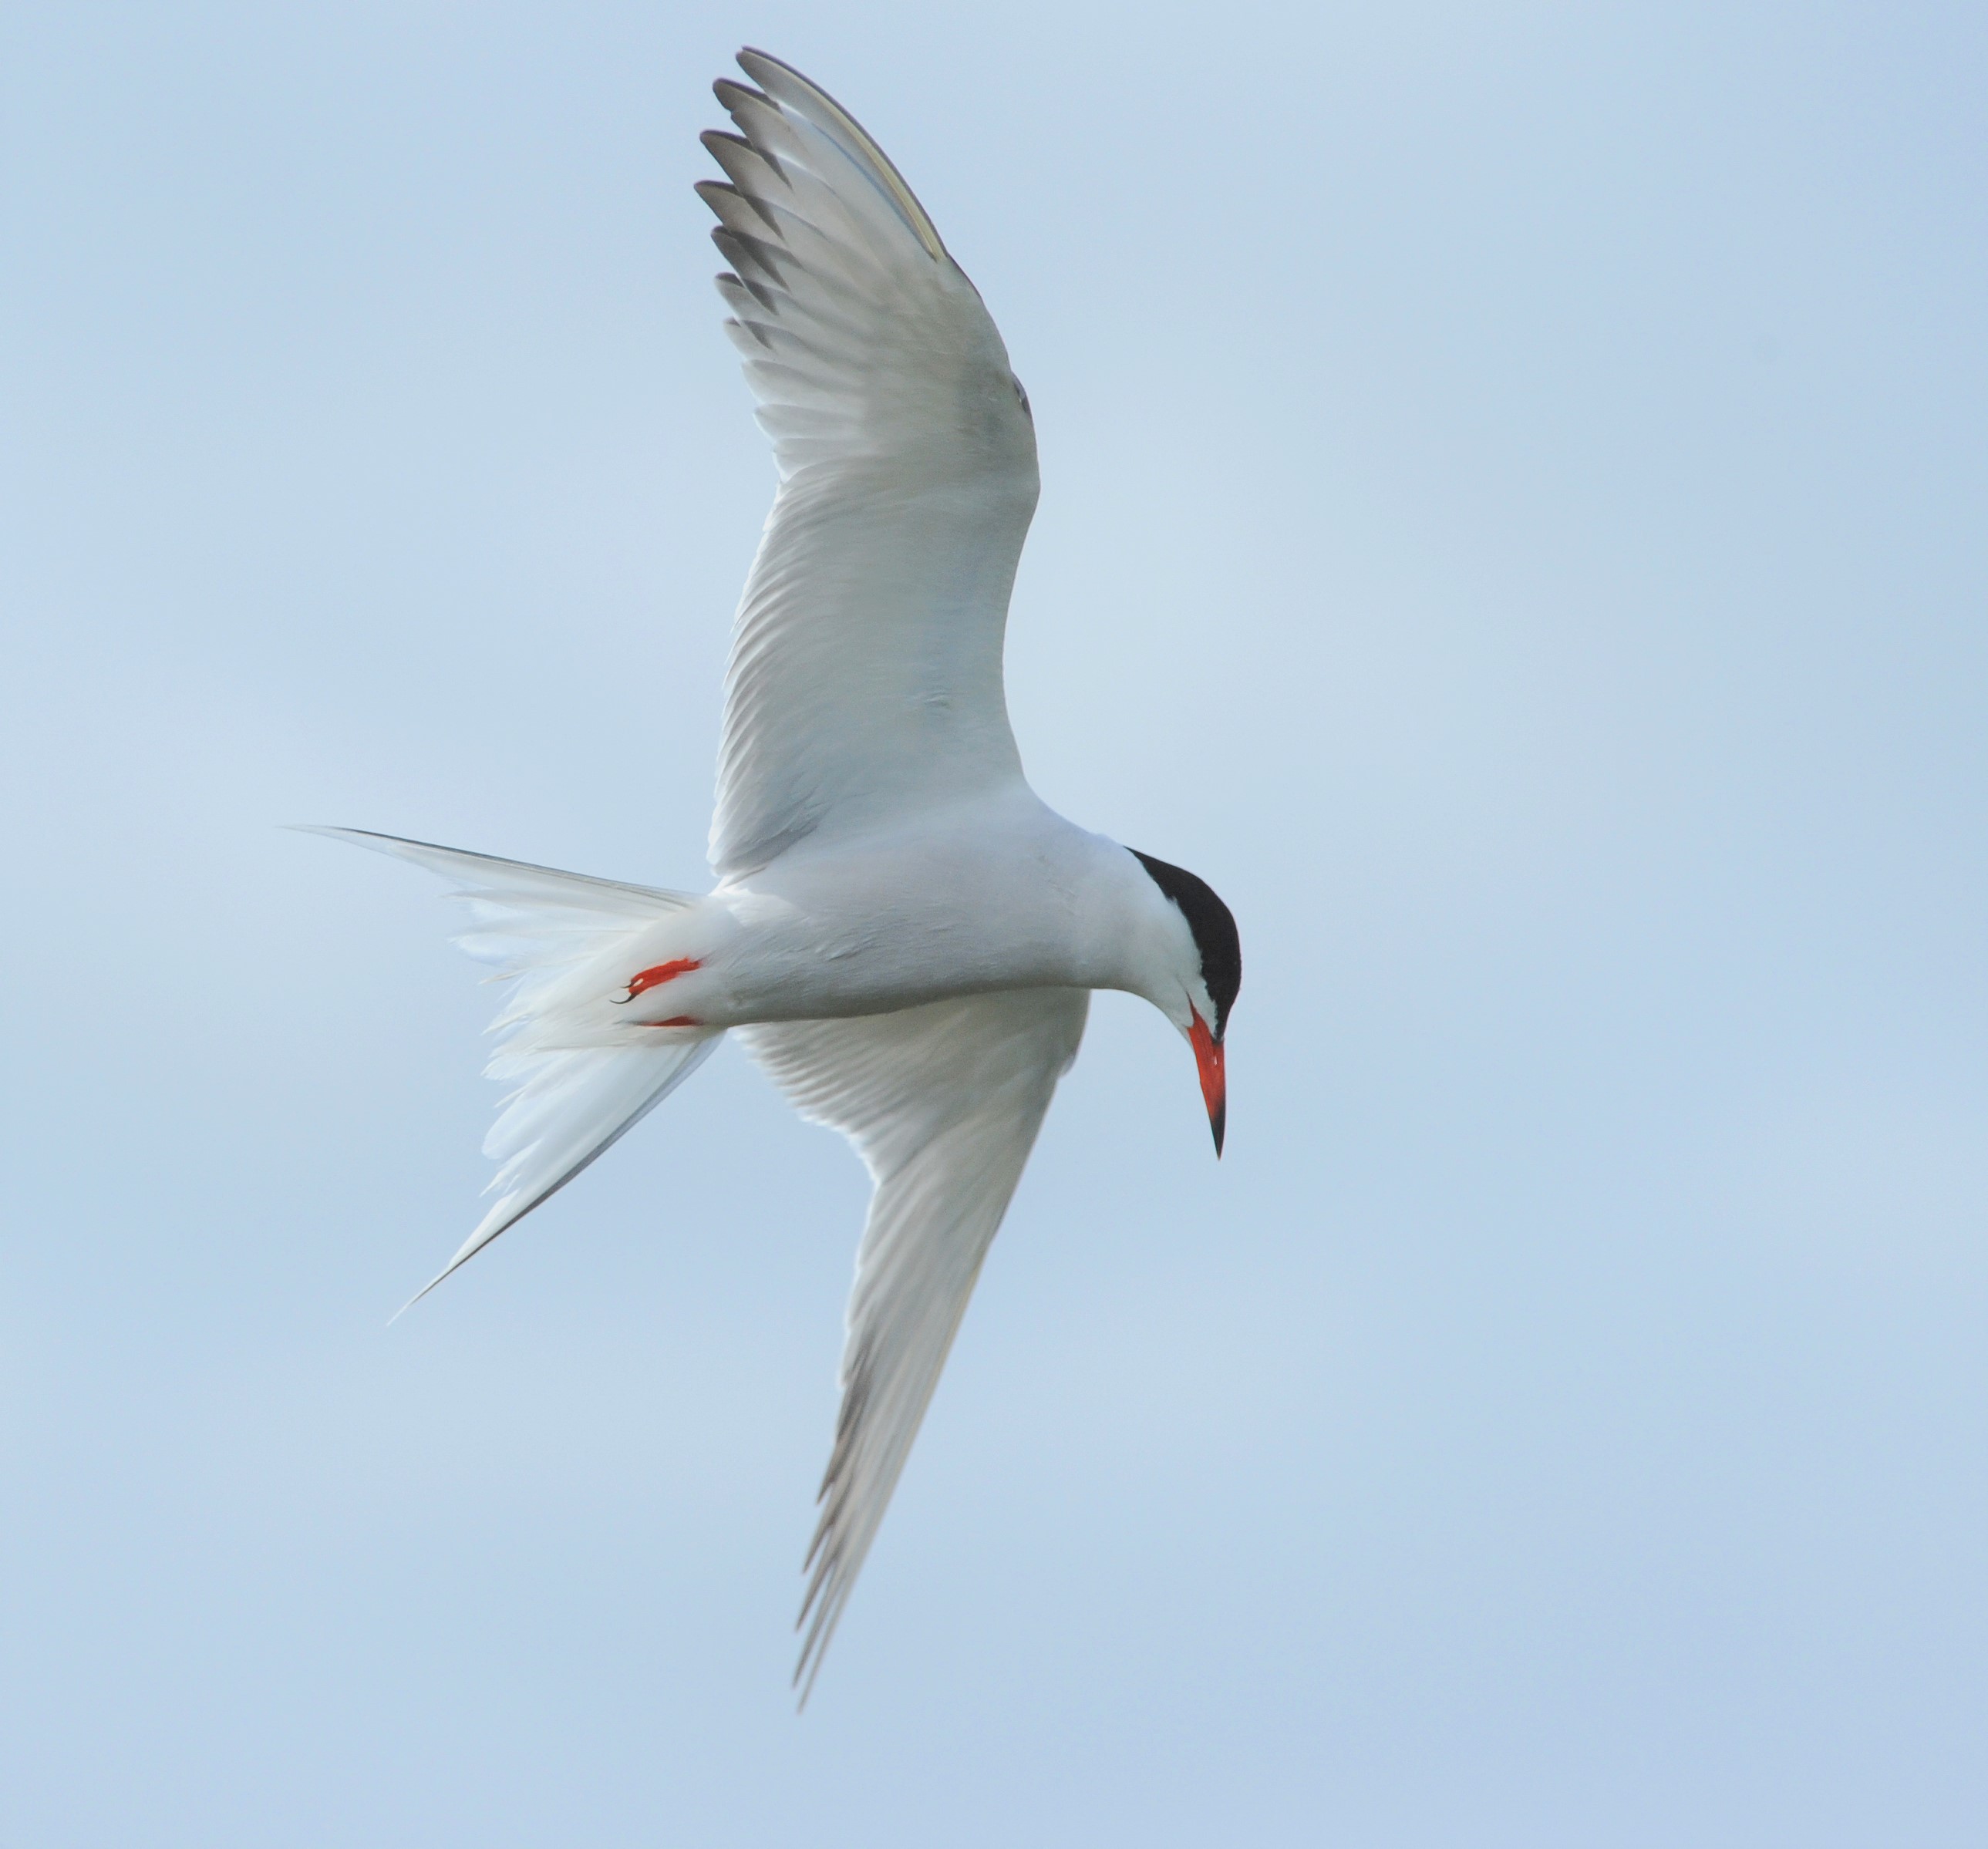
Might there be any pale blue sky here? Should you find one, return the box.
[4,4,1985,1844]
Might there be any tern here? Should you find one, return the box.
[315,49,1241,1697]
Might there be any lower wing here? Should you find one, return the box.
[741,987,1090,1700]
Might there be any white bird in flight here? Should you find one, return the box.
[316,49,1240,1699]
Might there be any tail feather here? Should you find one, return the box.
[304,828,720,1303]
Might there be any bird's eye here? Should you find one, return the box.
[1011,375,1032,417]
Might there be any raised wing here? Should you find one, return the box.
[740,987,1090,1699]
[700,50,1040,878]
[308,830,721,1303]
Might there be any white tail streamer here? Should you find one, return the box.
[302,829,721,1308]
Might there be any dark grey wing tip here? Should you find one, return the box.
[736,45,797,82]
[708,227,788,298]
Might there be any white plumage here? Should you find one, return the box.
[318,49,1239,1700]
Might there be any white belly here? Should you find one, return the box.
[592,785,1166,1035]
[709,792,1114,1023]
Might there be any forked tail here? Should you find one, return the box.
[303,828,720,1306]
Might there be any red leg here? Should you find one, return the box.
[612,958,702,1004]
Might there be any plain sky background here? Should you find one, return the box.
[4,3,1985,1844]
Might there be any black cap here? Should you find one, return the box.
[1129,850,1241,1039]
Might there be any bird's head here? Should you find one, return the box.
[1127,849,1241,1156]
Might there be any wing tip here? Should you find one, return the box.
[734,45,795,88]
[724,48,949,264]
[791,1582,849,1710]
[713,74,771,114]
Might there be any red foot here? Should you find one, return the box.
[640,1015,699,1029]
[612,958,701,1004]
